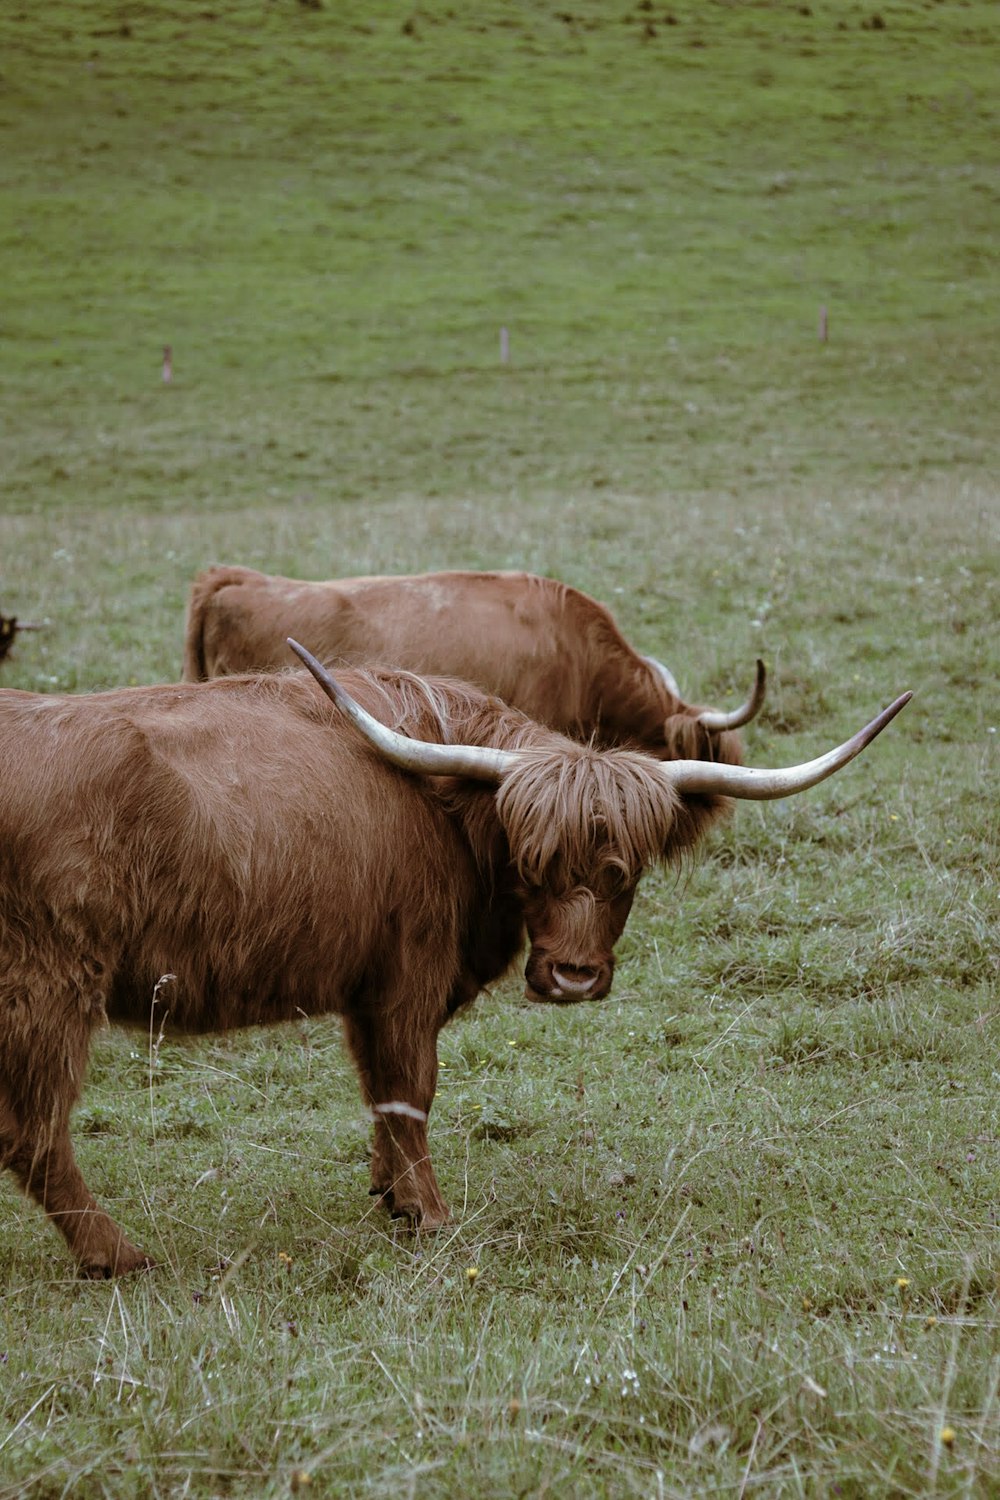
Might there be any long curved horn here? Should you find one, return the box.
[293,639,910,806]
[661,692,911,799]
[288,639,520,783]
[697,658,767,732]
[646,655,767,731]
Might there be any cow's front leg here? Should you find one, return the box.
[341,1014,395,1205]
[342,1012,449,1229]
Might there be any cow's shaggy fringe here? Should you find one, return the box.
[347,667,732,883]
[498,751,699,886]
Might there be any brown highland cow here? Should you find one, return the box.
[182,565,766,765]
[0,644,908,1276]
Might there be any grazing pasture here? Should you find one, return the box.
[1,1,997,1494]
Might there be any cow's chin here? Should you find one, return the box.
[523,957,614,1005]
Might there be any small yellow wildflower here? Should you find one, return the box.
[896,1277,911,1292]
[290,1469,312,1491]
[466,1266,479,1285]
[924,1315,938,1329]
[278,1250,293,1268]
[940,1427,956,1448]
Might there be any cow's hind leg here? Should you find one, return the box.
[342,1012,449,1230]
[0,981,151,1277]
[0,1097,151,1277]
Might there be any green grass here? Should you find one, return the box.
[2,0,998,516]
[1,1,999,1495]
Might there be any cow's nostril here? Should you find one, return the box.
[551,964,601,995]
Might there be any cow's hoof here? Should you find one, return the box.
[387,1195,423,1227]
[415,1205,450,1232]
[389,1201,450,1231]
[370,1185,395,1216]
[79,1249,155,1280]
[79,1262,115,1281]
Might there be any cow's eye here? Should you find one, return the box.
[600,869,631,901]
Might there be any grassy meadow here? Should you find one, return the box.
[1,1,998,1494]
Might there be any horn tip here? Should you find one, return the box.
[863,689,913,744]
[287,637,323,675]
[287,638,344,700]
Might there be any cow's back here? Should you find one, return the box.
[183,568,624,735]
[314,571,583,716]
[328,571,672,743]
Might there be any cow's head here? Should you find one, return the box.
[290,641,910,1007]
[494,745,685,1001]
[646,655,768,764]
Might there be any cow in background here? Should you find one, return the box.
[182,566,765,764]
[0,644,908,1275]
[0,615,44,664]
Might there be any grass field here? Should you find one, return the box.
[1,1,998,1495]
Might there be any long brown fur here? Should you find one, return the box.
[500,750,698,885]
[181,565,748,766]
[0,666,731,1277]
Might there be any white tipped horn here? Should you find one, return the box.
[662,692,912,800]
[643,655,681,698]
[288,639,521,783]
[697,658,767,732]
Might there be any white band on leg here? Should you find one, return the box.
[372,1101,428,1123]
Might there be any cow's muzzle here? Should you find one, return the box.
[523,956,613,1004]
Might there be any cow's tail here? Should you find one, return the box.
[182,565,261,682]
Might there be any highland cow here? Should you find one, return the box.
[182,566,766,764]
[0,646,908,1276]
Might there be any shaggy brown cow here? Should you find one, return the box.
[182,566,765,764]
[0,648,909,1276]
